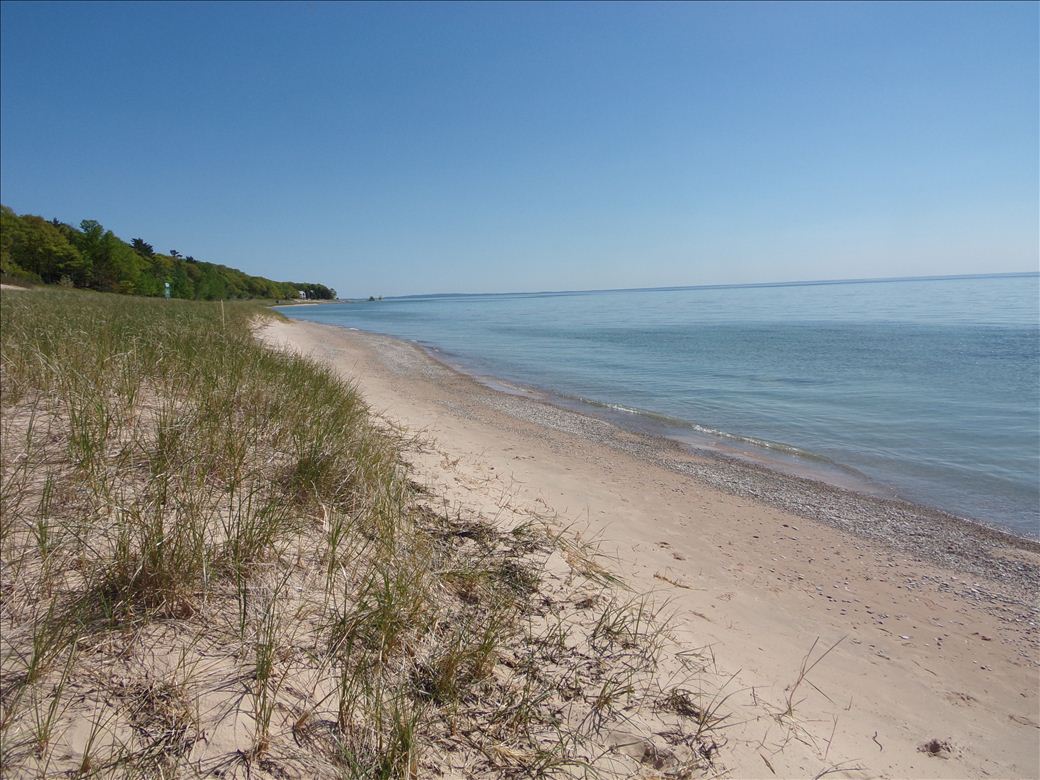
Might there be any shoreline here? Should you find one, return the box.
[261,317,1039,779]
[418,341,899,499]
[277,311,1039,548]
[415,336,1040,557]
[404,327,1040,629]
[273,306,1038,542]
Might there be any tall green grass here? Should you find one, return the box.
[1,292,395,613]
[0,291,451,774]
[0,289,716,778]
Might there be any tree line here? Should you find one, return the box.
[0,206,336,300]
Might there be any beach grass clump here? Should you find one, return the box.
[0,288,720,777]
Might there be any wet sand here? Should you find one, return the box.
[260,317,1039,779]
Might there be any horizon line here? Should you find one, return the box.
[378,270,1039,301]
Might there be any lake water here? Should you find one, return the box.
[279,274,1040,537]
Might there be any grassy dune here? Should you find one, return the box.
[0,290,719,778]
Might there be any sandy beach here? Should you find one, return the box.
[260,317,1039,780]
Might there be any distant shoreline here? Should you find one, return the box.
[381,270,1040,301]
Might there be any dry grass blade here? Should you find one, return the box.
[783,636,846,718]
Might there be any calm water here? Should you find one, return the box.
[280,275,1040,536]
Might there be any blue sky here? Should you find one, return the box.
[1,1,1036,297]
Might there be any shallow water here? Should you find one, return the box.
[279,274,1040,536]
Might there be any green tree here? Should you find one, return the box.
[194,265,228,300]
[0,207,89,284]
[75,221,148,293]
[170,261,193,298]
[2,205,336,300]
[131,238,155,258]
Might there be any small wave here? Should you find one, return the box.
[575,395,667,419]
[573,395,826,462]
[686,423,820,459]
[604,402,641,414]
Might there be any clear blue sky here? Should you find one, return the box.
[1,1,1036,296]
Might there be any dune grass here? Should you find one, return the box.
[0,289,720,778]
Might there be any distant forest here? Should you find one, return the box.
[0,206,336,300]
